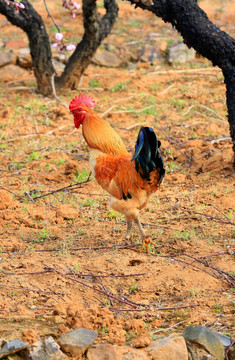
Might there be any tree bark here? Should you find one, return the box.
[127,0,235,163]
[56,0,118,90]
[0,0,55,95]
[0,0,118,95]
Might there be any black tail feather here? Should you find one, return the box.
[132,127,165,183]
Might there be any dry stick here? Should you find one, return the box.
[0,186,25,201]
[42,263,138,308]
[35,243,139,253]
[29,282,59,303]
[167,256,234,288]
[156,304,199,310]
[91,271,114,307]
[182,104,225,122]
[181,208,235,225]
[3,269,145,278]
[153,320,186,334]
[148,67,220,76]
[0,133,41,145]
[0,284,64,297]
[31,177,91,200]
[208,203,234,224]
[51,73,69,109]
[181,254,235,286]
[109,304,199,312]
[226,339,235,360]
[119,286,150,308]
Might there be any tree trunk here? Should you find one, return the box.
[127,0,235,164]
[0,0,118,95]
[0,0,55,96]
[56,0,118,90]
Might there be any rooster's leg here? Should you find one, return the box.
[136,215,157,253]
[125,221,132,241]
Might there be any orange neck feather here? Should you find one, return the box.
[82,107,128,156]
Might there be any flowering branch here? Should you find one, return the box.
[4,0,24,12]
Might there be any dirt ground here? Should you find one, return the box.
[0,0,234,346]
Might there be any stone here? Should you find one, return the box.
[21,329,37,345]
[87,344,118,360]
[87,344,148,360]
[146,336,188,360]
[168,43,196,64]
[122,348,148,360]
[201,154,224,173]
[56,204,78,220]
[211,331,232,348]
[29,337,67,360]
[0,64,30,82]
[0,51,17,67]
[132,334,151,348]
[92,49,123,67]
[139,45,161,64]
[58,328,98,357]
[0,339,29,359]
[183,326,225,360]
[17,48,32,68]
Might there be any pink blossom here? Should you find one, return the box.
[55,32,63,41]
[66,44,76,51]
[72,13,76,19]
[73,2,81,9]
[18,2,25,8]
[52,43,59,48]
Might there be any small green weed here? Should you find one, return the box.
[74,169,90,182]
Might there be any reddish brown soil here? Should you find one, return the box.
[0,0,234,345]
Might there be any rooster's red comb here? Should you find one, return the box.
[69,94,95,111]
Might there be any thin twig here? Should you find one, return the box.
[153,320,185,334]
[208,203,234,224]
[30,177,91,200]
[51,73,69,109]
[42,263,138,308]
[43,0,61,32]
[181,208,235,225]
[155,304,199,310]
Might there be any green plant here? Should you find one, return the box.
[130,284,138,293]
[31,229,51,243]
[74,169,90,182]
[110,81,129,92]
[88,79,100,88]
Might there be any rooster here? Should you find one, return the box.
[69,94,165,251]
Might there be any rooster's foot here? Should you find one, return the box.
[140,237,158,254]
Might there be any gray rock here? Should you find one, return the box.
[58,328,98,357]
[0,51,17,68]
[211,331,232,348]
[202,355,216,360]
[0,339,29,359]
[183,326,225,360]
[168,43,196,64]
[29,337,67,360]
[139,45,161,64]
[92,49,123,67]
[17,48,32,68]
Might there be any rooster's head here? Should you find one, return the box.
[69,94,95,129]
